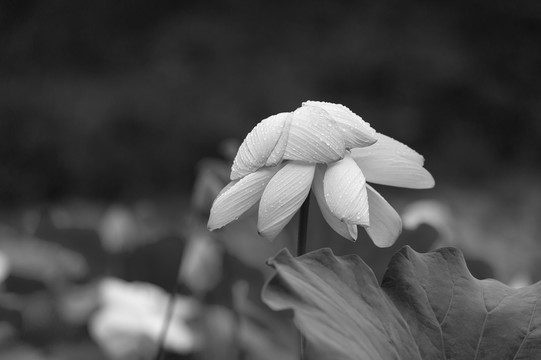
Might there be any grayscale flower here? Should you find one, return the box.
[208,101,434,247]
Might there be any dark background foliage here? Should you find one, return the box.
[1,0,540,205]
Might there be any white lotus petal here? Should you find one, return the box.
[208,166,280,230]
[258,161,315,240]
[266,112,293,167]
[312,165,357,241]
[304,101,377,148]
[347,224,358,240]
[352,133,425,165]
[365,185,402,248]
[283,105,346,163]
[323,155,369,226]
[350,135,435,189]
[231,113,290,180]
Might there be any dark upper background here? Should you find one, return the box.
[1,0,540,205]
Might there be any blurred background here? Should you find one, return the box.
[0,0,540,359]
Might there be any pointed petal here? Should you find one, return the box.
[352,133,425,164]
[323,155,369,226]
[347,224,358,240]
[208,166,280,230]
[313,165,358,241]
[283,105,346,163]
[304,101,377,148]
[364,185,402,248]
[350,134,435,189]
[258,162,315,240]
[231,113,291,180]
[376,133,426,165]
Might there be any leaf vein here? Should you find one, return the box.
[439,280,455,326]
[512,294,541,360]
[473,304,488,360]
[435,255,455,360]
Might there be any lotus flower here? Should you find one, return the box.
[208,101,434,247]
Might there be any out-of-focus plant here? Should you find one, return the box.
[402,197,539,285]
[0,249,12,345]
[98,205,141,254]
[0,225,88,284]
[170,138,300,360]
[90,278,200,360]
[232,280,299,360]
[179,228,223,296]
[0,250,9,285]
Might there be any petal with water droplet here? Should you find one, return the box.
[364,185,402,248]
[231,113,290,180]
[352,133,425,164]
[283,105,346,164]
[323,155,369,226]
[350,134,434,189]
[258,162,315,240]
[304,101,377,148]
[265,112,292,167]
[312,164,358,241]
[208,166,280,230]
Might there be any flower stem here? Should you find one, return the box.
[297,191,310,257]
[297,191,310,359]
[155,254,183,360]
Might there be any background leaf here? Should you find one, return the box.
[263,246,541,360]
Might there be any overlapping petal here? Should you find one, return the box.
[304,101,377,148]
[258,161,315,239]
[283,105,346,163]
[208,166,281,231]
[323,155,369,226]
[312,165,358,241]
[231,113,292,180]
[351,134,434,189]
[365,185,402,247]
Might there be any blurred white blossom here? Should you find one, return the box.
[208,101,434,247]
[90,278,200,360]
